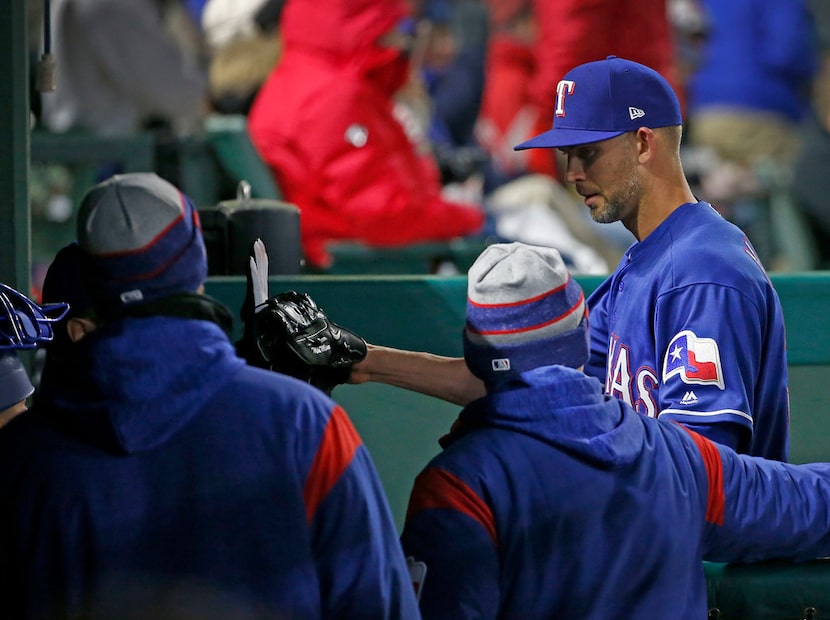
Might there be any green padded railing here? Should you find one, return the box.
[207,273,830,364]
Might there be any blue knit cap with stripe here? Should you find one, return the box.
[76,173,208,318]
[463,242,589,389]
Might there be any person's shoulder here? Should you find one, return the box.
[670,201,742,242]
[0,408,94,484]
[251,63,377,148]
[432,423,533,479]
[220,365,354,452]
[231,362,322,393]
[225,364,336,415]
[414,444,489,505]
[0,409,50,449]
[266,51,367,105]
[667,203,773,289]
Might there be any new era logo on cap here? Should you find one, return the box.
[514,56,682,150]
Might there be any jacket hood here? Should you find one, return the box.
[454,365,647,469]
[280,0,409,63]
[37,316,245,454]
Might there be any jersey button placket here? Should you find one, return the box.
[611,278,624,322]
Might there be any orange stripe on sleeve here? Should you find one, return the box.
[303,405,362,523]
[679,425,726,525]
[407,467,499,547]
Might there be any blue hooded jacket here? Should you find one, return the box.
[402,365,830,619]
[0,313,419,619]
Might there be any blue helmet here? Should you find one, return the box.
[0,283,69,351]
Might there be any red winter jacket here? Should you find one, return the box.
[248,0,484,268]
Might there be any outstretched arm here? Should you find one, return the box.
[349,344,486,407]
[236,245,483,406]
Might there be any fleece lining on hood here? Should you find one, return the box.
[42,316,246,454]
[453,365,647,469]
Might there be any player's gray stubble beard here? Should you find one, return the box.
[589,155,641,225]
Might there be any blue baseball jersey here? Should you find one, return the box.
[584,201,789,460]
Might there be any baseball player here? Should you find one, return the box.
[347,56,790,461]
[513,56,788,459]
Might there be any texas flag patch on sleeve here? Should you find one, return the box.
[662,330,725,389]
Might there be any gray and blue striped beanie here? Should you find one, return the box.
[76,173,208,318]
[463,242,589,388]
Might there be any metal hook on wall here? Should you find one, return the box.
[35,0,56,92]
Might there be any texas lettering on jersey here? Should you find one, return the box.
[605,333,660,418]
[605,330,725,418]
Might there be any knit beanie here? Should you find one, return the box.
[76,173,208,318]
[0,351,33,411]
[463,242,589,388]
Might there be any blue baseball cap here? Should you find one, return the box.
[514,56,682,150]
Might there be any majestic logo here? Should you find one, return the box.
[663,330,725,389]
[491,358,511,372]
[555,80,576,117]
[628,107,645,120]
[680,390,699,405]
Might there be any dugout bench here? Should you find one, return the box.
[206,272,830,619]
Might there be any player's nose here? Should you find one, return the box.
[564,154,585,184]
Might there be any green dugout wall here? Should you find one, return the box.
[1,0,33,291]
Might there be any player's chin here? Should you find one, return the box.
[584,197,606,220]
[590,200,623,225]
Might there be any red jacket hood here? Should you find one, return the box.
[281,0,410,61]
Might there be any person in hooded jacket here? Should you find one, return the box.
[0,282,68,429]
[401,242,830,620]
[0,173,420,620]
[247,0,485,270]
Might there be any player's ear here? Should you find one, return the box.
[66,317,97,343]
[634,127,656,164]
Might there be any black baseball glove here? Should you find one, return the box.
[236,240,367,395]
